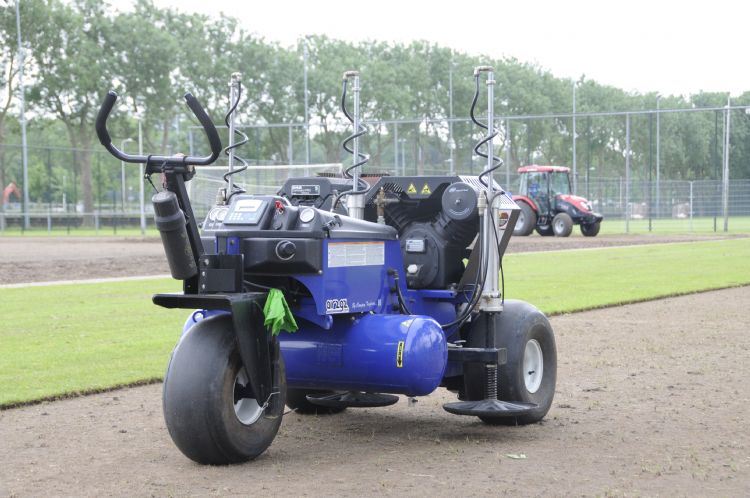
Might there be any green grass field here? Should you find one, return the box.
[1,238,749,407]
[599,216,750,234]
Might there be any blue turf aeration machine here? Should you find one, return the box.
[96,67,557,465]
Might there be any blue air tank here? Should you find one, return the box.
[279,314,447,396]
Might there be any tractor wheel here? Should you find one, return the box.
[580,221,601,237]
[286,388,347,415]
[535,224,554,236]
[552,213,573,237]
[513,202,537,236]
[463,301,557,425]
[163,314,286,465]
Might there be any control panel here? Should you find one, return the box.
[202,195,324,234]
[224,198,268,225]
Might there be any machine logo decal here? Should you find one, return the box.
[325,298,350,314]
[396,340,405,368]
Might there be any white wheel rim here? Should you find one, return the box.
[523,339,544,394]
[554,219,563,232]
[234,369,263,425]
[518,211,525,229]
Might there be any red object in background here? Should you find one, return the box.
[2,182,21,205]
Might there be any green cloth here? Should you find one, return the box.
[263,288,298,336]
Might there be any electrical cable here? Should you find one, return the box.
[469,75,504,190]
[488,192,505,305]
[439,72,501,330]
[388,269,412,315]
[223,80,250,202]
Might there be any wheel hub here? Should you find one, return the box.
[234,370,263,425]
[523,339,544,394]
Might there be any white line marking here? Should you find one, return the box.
[0,274,171,289]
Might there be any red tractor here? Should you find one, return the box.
[511,165,603,237]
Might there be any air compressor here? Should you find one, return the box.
[95,67,557,465]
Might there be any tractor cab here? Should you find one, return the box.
[512,165,603,237]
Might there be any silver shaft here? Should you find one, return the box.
[344,71,365,219]
[352,74,361,195]
[476,66,502,312]
[227,72,241,197]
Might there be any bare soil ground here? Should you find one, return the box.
[1,233,747,284]
[1,287,748,497]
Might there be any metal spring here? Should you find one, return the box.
[470,71,503,189]
[222,76,249,201]
[340,73,370,183]
[486,363,498,400]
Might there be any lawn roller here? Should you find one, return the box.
[95,67,556,465]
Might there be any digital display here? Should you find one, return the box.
[234,199,263,212]
[224,198,268,225]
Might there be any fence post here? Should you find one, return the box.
[393,123,398,174]
[722,99,731,232]
[625,113,631,234]
[689,181,693,232]
[47,208,51,234]
[288,125,293,165]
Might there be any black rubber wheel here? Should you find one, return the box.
[580,221,601,237]
[513,202,537,236]
[552,212,573,237]
[286,388,347,414]
[163,314,286,465]
[464,300,557,425]
[535,224,554,236]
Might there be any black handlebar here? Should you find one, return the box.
[95,90,222,167]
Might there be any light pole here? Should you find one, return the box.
[656,94,661,218]
[303,38,310,174]
[722,97,731,232]
[572,81,577,194]
[120,138,134,213]
[16,0,30,229]
[399,138,406,176]
[136,113,145,235]
[448,57,455,175]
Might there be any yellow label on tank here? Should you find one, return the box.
[396,340,405,368]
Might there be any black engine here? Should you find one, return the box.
[279,175,492,290]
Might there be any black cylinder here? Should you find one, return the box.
[153,190,198,280]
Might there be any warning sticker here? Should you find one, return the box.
[396,340,405,368]
[407,183,417,194]
[328,242,385,268]
[421,183,431,195]
[290,184,321,196]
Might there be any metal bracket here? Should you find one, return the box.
[447,346,507,365]
[153,292,273,403]
[198,254,243,293]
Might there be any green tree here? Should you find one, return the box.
[26,0,115,216]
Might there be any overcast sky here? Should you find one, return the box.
[148,0,747,97]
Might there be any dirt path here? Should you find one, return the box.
[1,287,747,497]
[2,233,746,285]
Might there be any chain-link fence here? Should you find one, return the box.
[1,106,749,234]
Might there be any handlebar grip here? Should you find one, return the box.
[184,93,222,162]
[96,91,118,147]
